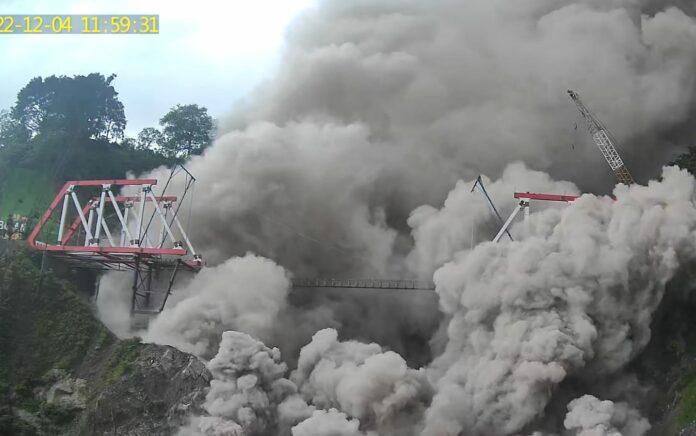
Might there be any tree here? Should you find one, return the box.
[672,147,696,175]
[10,73,126,141]
[136,127,162,150]
[120,137,137,150]
[159,104,213,157]
[0,110,27,148]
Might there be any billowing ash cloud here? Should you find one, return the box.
[291,409,373,436]
[178,330,310,436]
[563,395,650,436]
[143,0,696,278]
[176,165,696,435]
[407,162,580,279]
[420,166,696,435]
[180,328,427,436]
[93,0,696,434]
[290,328,431,434]
[145,254,291,357]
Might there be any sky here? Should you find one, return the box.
[0,0,315,136]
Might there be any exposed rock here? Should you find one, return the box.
[13,408,43,432]
[46,377,87,410]
[681,423,696,436]
[41,368,69,384]
[81,343,211,436]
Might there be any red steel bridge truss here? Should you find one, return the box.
[27,172,201,314]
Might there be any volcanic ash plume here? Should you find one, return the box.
[145,254,291,357]
[290,328,432,435]
[563,395,650,436]
[178,330,308,436]
[171,166,696,435]
[107,0,696,434]
[290,409,374,436]
[145,0,696,281]
[128,0,696,369]
[181,328,429,436]
[420,166,696,435]
[407,162,580,279]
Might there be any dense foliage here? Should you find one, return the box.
[136,104,215,158]
[0,246,99,391]
[672,146,696,176]
[0,73,216,225]
[159,104,214,157]
[0,243,114,435]
[10,74,126,141]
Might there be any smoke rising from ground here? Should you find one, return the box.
[173,166,696,435]
[145,254,291,357]
[93,0,696,434]
[563,395,650,436]
[421,166,696,435]
[177,330,305,436]
[290,328,431,434]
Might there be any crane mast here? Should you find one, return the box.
[567,90,635,185]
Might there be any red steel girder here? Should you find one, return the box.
[27,178,160,250]
[36,245,186,256]
[514,192,579,202]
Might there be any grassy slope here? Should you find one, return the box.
[0,168,55,219]
[0,135,173,225]
[0,246,98,383]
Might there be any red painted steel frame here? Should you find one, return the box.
[514,192,579,202]
[60,202,92,245]
[37,245,186,255]
[55,195,179,245]
[104,195,177,202]
[26,179,178,257]
[29,177,202,315]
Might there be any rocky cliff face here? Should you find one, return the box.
[0,245,211,436]
[80,343,210,436]
[4,337,211,436]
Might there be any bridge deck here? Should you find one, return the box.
[291,278,435,291]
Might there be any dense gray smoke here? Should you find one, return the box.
[158,167,696,436]
[177,168,696,436]
[137,0,696,278]
[94,0,696,434]
[291,409,374,436]
[145,255,291,357]
[420,167,696,435]
[407,162,579,279]
[290,328,431,434]
[563,395,650,436]
[177,330,309,435]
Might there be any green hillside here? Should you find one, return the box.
[0,135,172,241]
[0,167,55,219]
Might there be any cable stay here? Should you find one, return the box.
[471,175,513,241]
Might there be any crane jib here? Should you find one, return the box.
[567,90,635,185]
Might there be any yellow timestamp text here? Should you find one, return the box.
[0,15,159,34]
